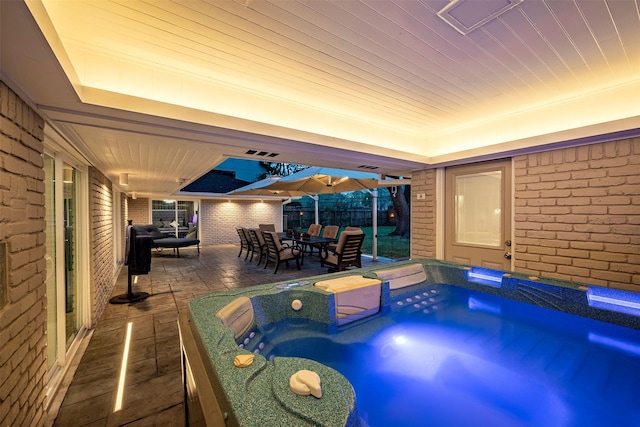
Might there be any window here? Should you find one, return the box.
[151,200,197,237]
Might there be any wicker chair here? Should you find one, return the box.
[262,231,302,273]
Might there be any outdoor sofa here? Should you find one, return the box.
[132,224,200,258]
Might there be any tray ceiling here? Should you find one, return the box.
[2,0,639,196]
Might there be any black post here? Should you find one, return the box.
[110,225,152,304]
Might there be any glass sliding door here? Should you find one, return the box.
[45,159,81,373]
[44,146,89,409]
[151,200,197,237]
[63,164,78,348]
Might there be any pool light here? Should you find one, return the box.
[393,335,407,345]
[467,267,503,288]
[586,287,640,317]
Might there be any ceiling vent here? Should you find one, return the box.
[437,0,523,35]
[244,150,279,158]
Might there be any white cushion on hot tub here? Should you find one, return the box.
[373,263,427,290]
[215,296,254,340]
[315,275,381,292]
[315,276,381,324]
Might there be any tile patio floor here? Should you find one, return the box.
[49,244,393,426]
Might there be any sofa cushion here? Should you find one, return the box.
[132,224,164,240]
[153,237,200,248]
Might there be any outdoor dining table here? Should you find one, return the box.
[278,233,337,265]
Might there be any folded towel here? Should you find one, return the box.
[234,354,255,368]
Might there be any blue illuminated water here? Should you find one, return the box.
[258,286,640,427]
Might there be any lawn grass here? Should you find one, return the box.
[360,225,410,260]
[303,225,411,260]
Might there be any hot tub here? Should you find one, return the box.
[178,259,640,426]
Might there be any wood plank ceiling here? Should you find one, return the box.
[5,0,640,195]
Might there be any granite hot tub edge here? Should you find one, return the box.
[186,274,365,427]
[184,258,640,426]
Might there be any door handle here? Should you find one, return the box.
[504,252,512,259]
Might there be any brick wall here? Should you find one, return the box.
[0,81,47,426]
[89,167,115,327]
[410,169,437,258]
[127,197,149,225]
[514,138,640,291]
[200,199,283,245]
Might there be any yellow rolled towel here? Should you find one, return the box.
[234,354,255,368]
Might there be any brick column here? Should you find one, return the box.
[410,169,437,258]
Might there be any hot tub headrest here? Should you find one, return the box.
[215,296,254,340]
[315,275,381,325]
[373,263,427,290]
[314,275,381,293]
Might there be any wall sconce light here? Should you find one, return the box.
[299,211,304,216]
[119,173,129,186]
[131,193,137,200]
[63,168,73,183]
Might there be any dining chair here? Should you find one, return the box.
[320,229,365,272]
[236,227,251,259]
[261,231,302,273]
[304,223,323,255]
[317,225,340,252]
[307,223,322,237]
[247,228,267,266]
[322,225,339,239]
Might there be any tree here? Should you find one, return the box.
[387,185,410,238]
[258,162,307,179]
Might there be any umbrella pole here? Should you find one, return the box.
[372,189,378,261]
[306,194,320,224]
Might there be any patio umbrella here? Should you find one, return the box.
[227,176,295,197]
[267,167,403,261]
[267,167,386,194]
[227,176,320,224]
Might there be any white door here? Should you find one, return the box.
[445,160,512,270]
